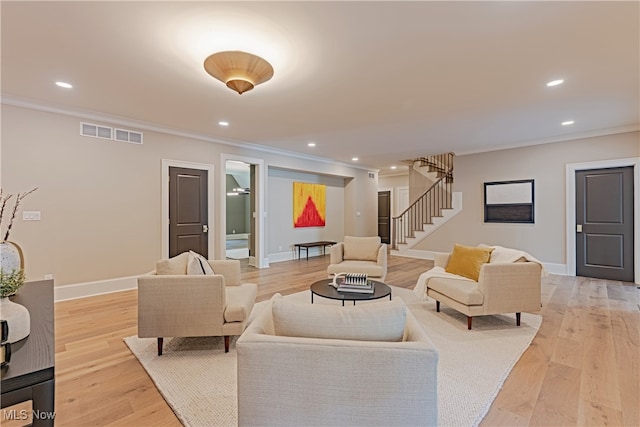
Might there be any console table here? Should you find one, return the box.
[294,241,337,260]
[1,279,55,426]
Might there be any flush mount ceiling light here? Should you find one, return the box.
[204,51,274,95]
[546,79,564,87]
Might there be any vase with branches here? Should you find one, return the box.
[0,187,37,297]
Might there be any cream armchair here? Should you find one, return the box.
[237,297,438,426]
[137,252,257,355]
[326,236,387,280]
[417,245,542,329]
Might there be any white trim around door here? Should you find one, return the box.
[221,154,268,268]
[566,157,640,284]
[161,159,215,260]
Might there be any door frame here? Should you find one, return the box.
[565,157,639,283]
[220,153,267,268]
[162,159,215,259]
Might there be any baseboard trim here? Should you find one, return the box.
[54,275,139,302]
[52,257,570,302]
[391,249,438,260]
[269,246,331,263]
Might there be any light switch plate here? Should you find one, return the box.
[22,211,41,221]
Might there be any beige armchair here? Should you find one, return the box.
[418,245,542,329]
[137,252,257,355]
[237,297,438,426]
[326,236,387,280]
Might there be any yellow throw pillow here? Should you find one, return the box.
[445,244,494,281]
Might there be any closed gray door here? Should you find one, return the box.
[169,167,208,258]
[378,191,391,244]
[576,167,634,281]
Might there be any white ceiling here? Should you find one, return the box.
[2,1,638,173]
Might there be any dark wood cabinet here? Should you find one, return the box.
[1,279,55,426]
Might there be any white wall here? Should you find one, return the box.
[1,104,378,285]
[378,174,409,216]
[267,168,345,261]
[414,131,640,268]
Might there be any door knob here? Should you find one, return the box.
[203,225,209,233]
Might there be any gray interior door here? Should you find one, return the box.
[576,166,634,281]
[169,167,208,258]
[378,191,391,244]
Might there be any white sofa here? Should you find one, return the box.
[415,244,542,329]
[137,252,257,355]
[327,236,387,280]
[237,297,438,426]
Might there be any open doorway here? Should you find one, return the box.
[225,160,251,260]
[221,154,266,268]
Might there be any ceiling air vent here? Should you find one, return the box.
[80,122,113,140]
[115,128,143,144]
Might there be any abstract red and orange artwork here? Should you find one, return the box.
[293,182,326,227]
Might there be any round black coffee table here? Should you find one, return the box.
[310,279,392,306]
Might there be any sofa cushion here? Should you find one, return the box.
[343,236,381,261]
[187,251,215,275]
[326,260,385,278]
[445,244,493,281]
[427,276,484,306]
[272,298,407,342]
[156,252,189,275]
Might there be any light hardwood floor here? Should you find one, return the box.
[3,254,638,426]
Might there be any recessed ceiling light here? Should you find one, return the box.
[546,79,564,87]
[390,165,397,170]
[351,157,359,161]
[55,81,73,89]
[307,142,316,147]
[561,120,574,126]
[218,121,229,126]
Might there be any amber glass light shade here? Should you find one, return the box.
[204,51,274,95]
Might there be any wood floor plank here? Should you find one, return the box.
[529,361,581,425]
[47,254,639,426]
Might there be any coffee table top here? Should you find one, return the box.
[310,279,392,303]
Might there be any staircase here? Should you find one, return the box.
[391,152,459,250]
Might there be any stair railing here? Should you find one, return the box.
[391,153,454,249]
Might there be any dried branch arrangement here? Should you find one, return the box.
[0,187,38,242]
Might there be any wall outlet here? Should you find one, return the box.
[278,245,282,251]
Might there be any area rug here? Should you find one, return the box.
[124,286,542,427]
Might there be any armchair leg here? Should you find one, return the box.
[224,336,230,353]
[467,316,472,330]
[157,337,164,356]
[436,301,440,312]
[516,312,521,326]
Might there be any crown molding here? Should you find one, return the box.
[0,94,376,172]
[455,124,640,157]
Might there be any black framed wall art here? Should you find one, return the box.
[484,179,534,223]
